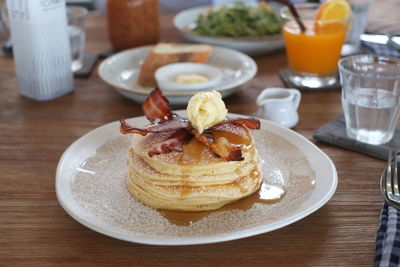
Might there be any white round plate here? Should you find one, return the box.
[173,5,285,56]
[56,111,337,246]
[98,46,257,105]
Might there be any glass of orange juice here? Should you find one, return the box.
[280,2,350,89]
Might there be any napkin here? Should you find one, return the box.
[362,40,400,58]
[375,202,400,267]
[98,48,114,59]
[74,53,99,78]
[74,48,116,77]
[313,115,400,161]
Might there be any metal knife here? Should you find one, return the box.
[360,33,400,50]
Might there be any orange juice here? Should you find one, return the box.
[283,20,347,75]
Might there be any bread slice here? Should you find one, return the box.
[138,43,213,87]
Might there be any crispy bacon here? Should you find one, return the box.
[148,129,192,157]
[212,117,261,130]
[214,137,244,161]
[119,89,261,161]
[120,118,148,136]
[193,131,244,161]
[120,117,191,136]
[142,88,175,123]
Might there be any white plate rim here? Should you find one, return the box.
[56,112,337,246]
[98,45,257,97]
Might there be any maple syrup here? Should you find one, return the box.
[158,125,284,226]
[178,126,253,165]
[160,182,285,226]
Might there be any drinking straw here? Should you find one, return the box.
[270,0,306,32]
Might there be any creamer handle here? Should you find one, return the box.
[290,89,301,110]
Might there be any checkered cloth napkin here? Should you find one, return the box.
[363,38,400,267]
[375,203,400,267]
[362,41,400,58]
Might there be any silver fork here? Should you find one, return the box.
[381,150,400,209]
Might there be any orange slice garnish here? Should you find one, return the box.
[315,0,351,21]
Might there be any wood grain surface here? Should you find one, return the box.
[0,11,388,267]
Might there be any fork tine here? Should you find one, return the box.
[386,150,393,195]
[392,151,400,195]
[395,151,399,193]
[383,150,400,208]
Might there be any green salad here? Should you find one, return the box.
[192,2,283,37]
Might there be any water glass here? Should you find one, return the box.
[67,6,88,72]
[339,55,400,145]
[341,0,372,56]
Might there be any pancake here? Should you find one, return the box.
[126,123,263,211]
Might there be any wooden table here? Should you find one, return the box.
[0,12,387,266]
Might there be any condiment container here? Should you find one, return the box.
[256,88,301,128]
[107,0,160,51]
[6,0,74,101]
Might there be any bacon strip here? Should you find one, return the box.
[212,117,261,130]
[120,89,261,161]
[194,131,244,161]
[148,129,192,157]
[120,116,258,160]
[120,117,191,136]
[142,88,175,123]
[120,118,148,136]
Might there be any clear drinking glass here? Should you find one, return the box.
[67,6,88,72]
[339,55,400,145]
[280,3,350,89]
[341,0,372,56]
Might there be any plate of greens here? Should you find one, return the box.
[173,2,285,56]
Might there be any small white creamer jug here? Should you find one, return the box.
[256,88,301,128]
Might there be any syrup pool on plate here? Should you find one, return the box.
[160,181,285,226]
[161,127,286,226]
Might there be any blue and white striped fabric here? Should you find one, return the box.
[375,202,400,267]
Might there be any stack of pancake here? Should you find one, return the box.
[127,123,263,211]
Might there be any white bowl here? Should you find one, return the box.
[155,63,222,92]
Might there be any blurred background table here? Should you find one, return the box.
[0,10,387,266]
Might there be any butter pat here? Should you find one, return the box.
[176,74,209,84]
[187,91,227,133]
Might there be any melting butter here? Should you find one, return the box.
[176,74,209,84]
[187,91,227,134]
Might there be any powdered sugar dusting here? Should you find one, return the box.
[71,130,315,238]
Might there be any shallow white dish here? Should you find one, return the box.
[173,5,285,56]
[98,46,257,105]
[155,63,222,92]
[56,111,337,246]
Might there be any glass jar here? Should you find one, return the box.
[107,0,160,51]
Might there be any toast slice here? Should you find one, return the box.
[138,43,213,87]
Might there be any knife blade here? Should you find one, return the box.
[361,33,400,50]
